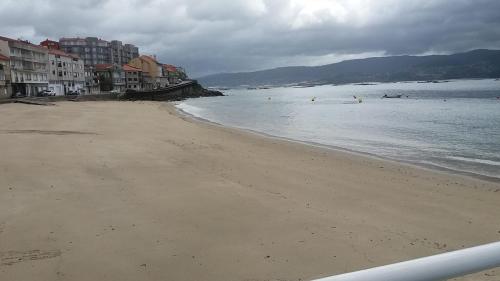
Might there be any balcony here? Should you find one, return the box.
[10,53,47,64]
[22,63,34,71]
[11,64,24,71]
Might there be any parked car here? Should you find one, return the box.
[14,92,25,98]
[66,90,79,96]
[37,89,56,97]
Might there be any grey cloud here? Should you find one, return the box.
[1,0,499,77]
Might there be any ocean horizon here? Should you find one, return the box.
[178,79,500,181]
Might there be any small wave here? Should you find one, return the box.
[447,156,500,166]
[176,103,204,115]
[418,160,500,180]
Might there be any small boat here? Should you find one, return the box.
[382,94,402,99]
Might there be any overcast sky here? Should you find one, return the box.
[1,0,499,77]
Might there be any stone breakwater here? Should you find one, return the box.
[118,81,224,101]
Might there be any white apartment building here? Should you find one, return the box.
[47,49,85,95]
[0,36,49,97]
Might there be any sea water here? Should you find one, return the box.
[178,79,500,180]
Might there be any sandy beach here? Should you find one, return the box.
[0,101,499,281]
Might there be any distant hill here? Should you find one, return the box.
[198,49,500,87]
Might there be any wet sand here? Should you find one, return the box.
[0,101,499,281]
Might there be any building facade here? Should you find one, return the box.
[60,37,139,94]
[84,66,100,95]
[60,37,139,67]
[47,49,85,95]
[110,40,139,65]
[95,64,126,92]
[0,36,48,97]
[0,54,11,99]
[123,64,143,91]
[129,55,169,89]
[59,37,111,67]
[163,64,188,85]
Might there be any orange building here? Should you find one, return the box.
[128,55,169,89]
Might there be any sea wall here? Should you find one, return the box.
[2,81,223,104]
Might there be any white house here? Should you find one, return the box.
[47,49,85,95]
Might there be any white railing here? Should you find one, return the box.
[313,241,500,281]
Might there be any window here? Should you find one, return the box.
[133,85,137,88]
[52,70,55,75]
[51,60,55,65]
[58,71,62,77]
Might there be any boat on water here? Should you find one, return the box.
[382,94,402,99]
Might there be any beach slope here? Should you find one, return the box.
[0,101,499,281]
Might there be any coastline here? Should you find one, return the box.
[174,103,500,184]
[0,101,499,281]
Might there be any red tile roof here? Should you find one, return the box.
[141,55,161,65]
[95,64,113,71]
[163,64,177,72]
[0,54,9,61]
[123,64,142,72]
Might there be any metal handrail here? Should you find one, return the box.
[313,241,500,281]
